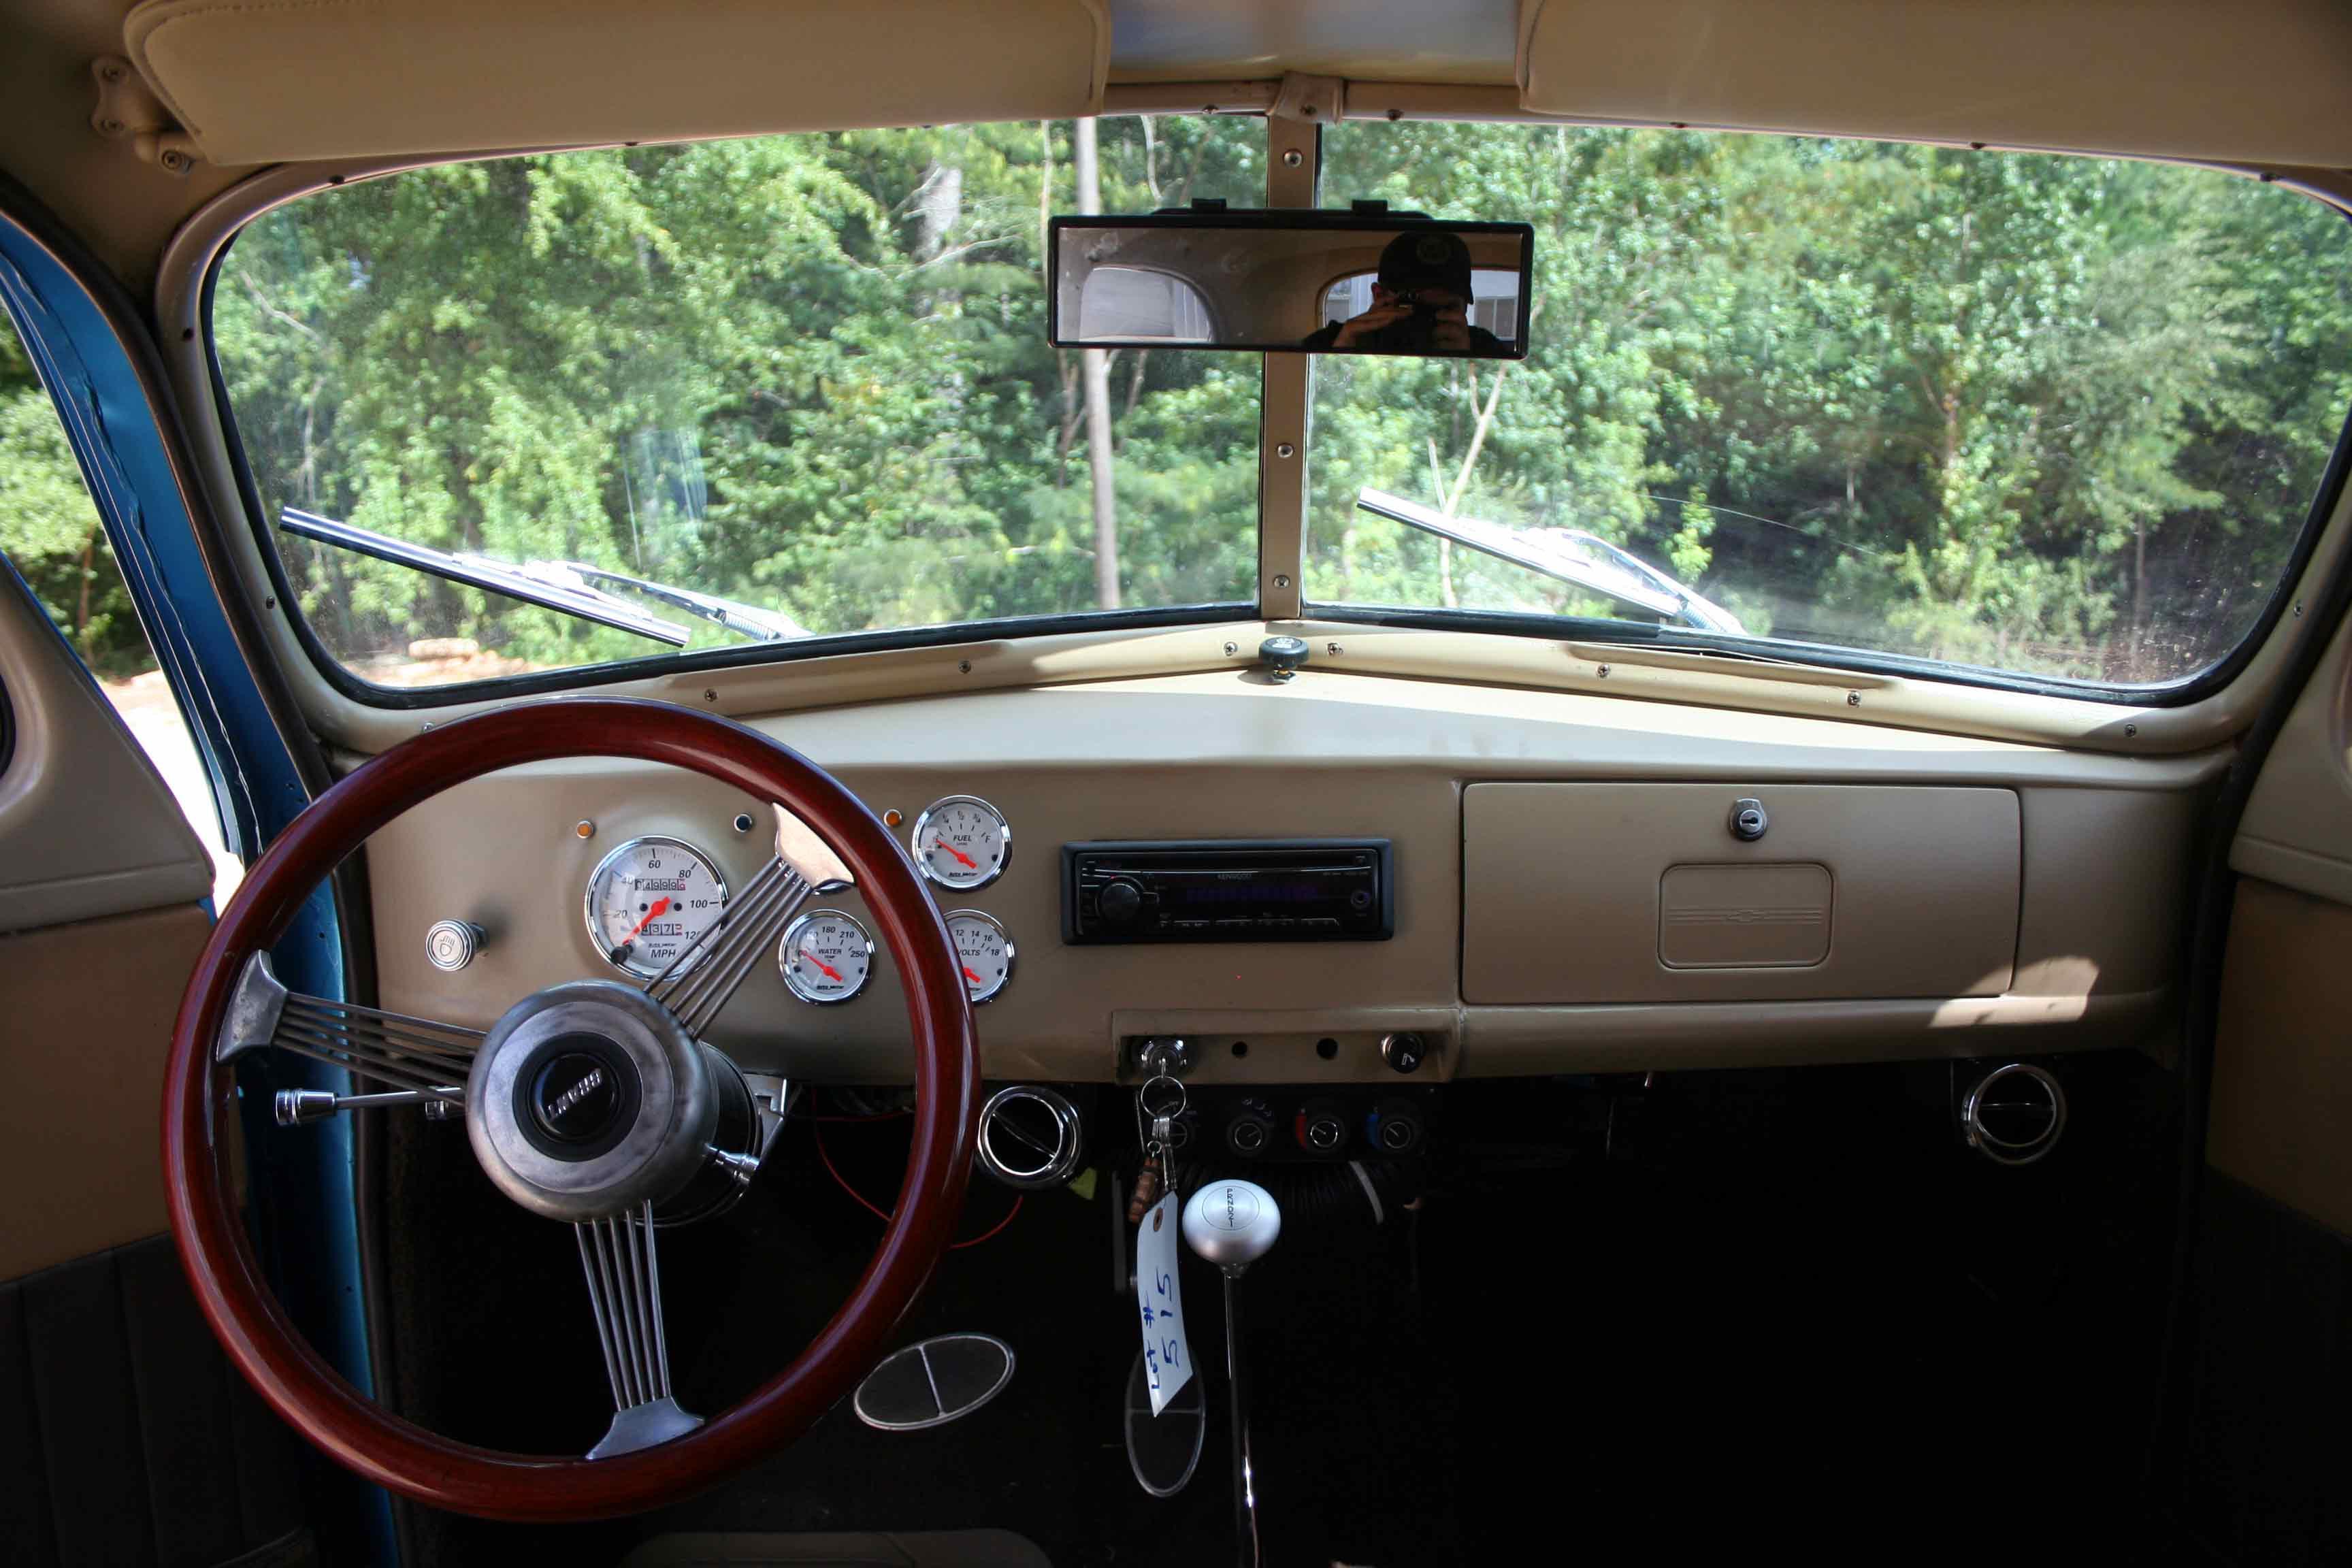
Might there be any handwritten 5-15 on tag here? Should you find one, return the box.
[1134,1192,1192,1414]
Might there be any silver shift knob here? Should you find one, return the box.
[1181,1179,1281,1273]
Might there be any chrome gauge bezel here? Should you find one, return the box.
[943,908,1016,1005]
[583,834,730,980]
[910,794,1012,892]
[777,908,877,1005]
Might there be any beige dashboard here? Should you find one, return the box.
[363,669,2214,1083]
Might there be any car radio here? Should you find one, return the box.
[1062,839,1392,943]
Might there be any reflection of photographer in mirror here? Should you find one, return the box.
[1304,230,1504,355]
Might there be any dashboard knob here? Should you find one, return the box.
[1381,1031,1426,1074]
[1099,879,1144,925]
[1258,635,1310,681]
[426,919,483,972]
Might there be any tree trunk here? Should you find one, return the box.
[75,523,97,660]
[2132,514,2149,672]
[1074,118,1120,608]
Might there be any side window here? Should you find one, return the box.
[0,314,240,899]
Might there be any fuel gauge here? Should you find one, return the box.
[912,796,1010,890]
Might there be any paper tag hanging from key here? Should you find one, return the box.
[1133,1192,1193,1416]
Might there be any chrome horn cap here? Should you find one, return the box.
[467,981,719,1222]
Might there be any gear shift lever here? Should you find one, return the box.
[1183,1179,1281,1568]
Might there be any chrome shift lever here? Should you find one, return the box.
[1183,1179,1281,1568]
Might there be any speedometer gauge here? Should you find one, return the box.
[912,796,1010,890]
[585,836,728,979]
[945,909,1015,1004]
[779,909,875,1004]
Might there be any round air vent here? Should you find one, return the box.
[976,1084,1083,1189]
[1960,1062,2068,1166]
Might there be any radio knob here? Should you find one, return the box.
[1099,879,1144,926]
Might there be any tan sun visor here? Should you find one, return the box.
[124,0,1111,166]
[1518,0,2352,167]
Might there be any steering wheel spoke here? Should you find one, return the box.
[576,1203,702,1458]
[642,852,815,1039]
[221,951,477,1102]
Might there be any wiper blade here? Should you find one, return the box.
[565,564,808,642]
[280,508,691,647]
[1354,488,1747,635]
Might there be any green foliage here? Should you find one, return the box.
[212,119,1264,674]
[0,324,148,676]
[1313,125,2352,683]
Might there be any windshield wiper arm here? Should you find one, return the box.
[564,564,808,642]
[1354,488,1748,635]
[281,508,693,647]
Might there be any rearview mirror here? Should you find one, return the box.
[1049,211,1533,359]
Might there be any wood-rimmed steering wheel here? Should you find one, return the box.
[163,698,979,1520]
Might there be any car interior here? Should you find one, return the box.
[0,1,2347,1564]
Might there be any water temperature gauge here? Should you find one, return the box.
[912,796,1010,890]
[778,909,875,1004]
[945,909,1015,1005]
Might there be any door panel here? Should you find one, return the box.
[2206,878,2352,1238]
[0,553,212,1275]
[2218,604,2352,1237]
[2168,589,2352,1562]
[0,902,212,1279]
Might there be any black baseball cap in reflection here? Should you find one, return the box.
[1377,230,1474,300]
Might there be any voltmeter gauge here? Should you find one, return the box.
[779,909,875,1004]
[945,909,1015,1005]
[911,796,1010,890]
[585,836,728,979]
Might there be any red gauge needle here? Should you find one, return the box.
[934,838,978,870]
[962,964,984,985]
[621,897,672,943]
[801,947,843,983]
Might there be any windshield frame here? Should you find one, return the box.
[189,115,2352,713]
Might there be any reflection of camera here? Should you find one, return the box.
[1386,301,1443,348]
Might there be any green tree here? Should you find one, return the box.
[0,323,147,674]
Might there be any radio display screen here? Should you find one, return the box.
[1062,840,1392,944]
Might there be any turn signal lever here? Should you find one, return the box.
[1183,1179,1281,1568]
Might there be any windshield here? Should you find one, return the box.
[1310,123,2352,686]
[214,119,1263,687]
[210,116,2352,696]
